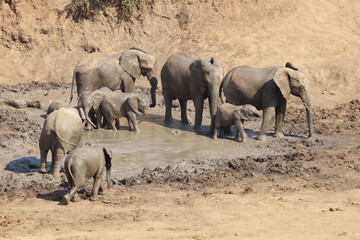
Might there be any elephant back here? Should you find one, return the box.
[53,108,83,151]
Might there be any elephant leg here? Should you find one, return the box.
[126,117,133,131]
[235,119,247,142]
[90,175,102,201]
[99,181,106,195]
[193,96,204,128]
[63,183,82,205]
[115,118,121,130]
[274,102,286,138]
[39,148,49,174]
[52,146,65,179]
[179,99,189,125]
[96,109,102,129]
[219,127,226,138]
[256,107,274,141]
[212,127,218,139]
[128,112,140,133]
[163,90,174,125]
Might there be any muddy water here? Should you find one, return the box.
[82,110,266,178]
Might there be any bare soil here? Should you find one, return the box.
[1,0,360,239]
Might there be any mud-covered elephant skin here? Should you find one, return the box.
[77,87,112,130]
[39,107,83,179]
[213,103,260,142]
[70,47,158,108]
[97,92,148,132]
[161,53,224,133]
[63,146,112,204]
[222,62,313,140]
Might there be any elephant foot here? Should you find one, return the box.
[256,135,266,141]
[99,190,107,195]
[274,132,284,138]
[89,196,98,201]
[73,194,81,202]
[63,195,71,205]
[164,119,175,127]
[52,173,60,179]
[38,168,47,174]
[84,125,93,131]
[239,138,247,143]
[149,103,156,108]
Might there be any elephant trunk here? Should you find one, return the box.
[301,92,314,137]
[84,108,96,128]
[148,75,158,108]
[209,89,219,135]
[106,168,111,190]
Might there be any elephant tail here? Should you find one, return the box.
[65,154,77,189]
[54,130,78,147]
[69,71,77,105]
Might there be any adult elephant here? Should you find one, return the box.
[39,107,83,179]
[161,53,224,133]
[222,62,313,140]
[69,47,158,108]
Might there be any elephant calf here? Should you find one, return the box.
[213,103,260,142]
[63,146,112,204]
[97,92,148,132]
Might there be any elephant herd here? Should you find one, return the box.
[38,47,313,204]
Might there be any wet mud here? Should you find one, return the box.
[0,83,360,200]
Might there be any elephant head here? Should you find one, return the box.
[78,90,106,128]
[119,48,158,108]
[191,58,224,132]
[273,63,313,137]
[103,147,112,190]
[127,94,148,124]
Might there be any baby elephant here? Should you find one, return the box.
[63,146,112,204]
[213,103,260,142]
[98,92,148,132]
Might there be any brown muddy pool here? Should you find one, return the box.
[81,111,265,178]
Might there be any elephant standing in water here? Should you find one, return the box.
[70,47,158,108]
[222,62,313,140]
[39,107,83,178]
[161,53,224,133]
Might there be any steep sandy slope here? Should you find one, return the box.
[0,0,359,106]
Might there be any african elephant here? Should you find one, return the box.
[77,87,112,129]
[213,103,260,142]
[97,92,148,132]
[69,47,158,108]
[161,53,224,133]
[39,107,83,179]
[222,62,313,140]
[63,146,112,204]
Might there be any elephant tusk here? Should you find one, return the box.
[304,102,311,112]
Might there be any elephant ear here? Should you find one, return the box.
[126,96,139,113]
[119,50,141,79]
[190,60,206,94]
[273,68,291,100]
[103,147,112,169]
[233,109,242,120]
[91,92,105,111]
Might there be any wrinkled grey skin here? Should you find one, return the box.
[213,103,260,142]
[222,62,313,141]
[39,107,83,179]
[161,53,224,134]
[70,47,158,108]
[63,146,112,204]
[77,87,112,130]
[97,92,148,132]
